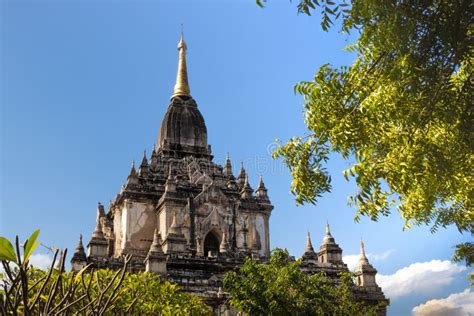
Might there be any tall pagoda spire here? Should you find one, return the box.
[360,239,368,258]
[304,231,315,254]
[172,35,191,98]
[354,239,381,290]
[323,222,335,244]
[71,234,87,272]
[223,153,233,177]
[302,230,317,261]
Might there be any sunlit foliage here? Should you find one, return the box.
[223,248,380,315]
[262,0,473,264]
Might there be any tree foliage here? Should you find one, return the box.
[223,248,378,315]
[0,231,209,315]
[266,0,473,263]
[452,242,474,267]
[22,268,209,315]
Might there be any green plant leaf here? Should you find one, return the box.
[0,237,17,262]
[23,229,40,265]
[74,263,93,283]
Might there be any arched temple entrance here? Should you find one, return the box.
[203,231,219,257]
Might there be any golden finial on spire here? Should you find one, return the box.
[172,31,191,98]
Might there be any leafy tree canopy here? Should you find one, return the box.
[263,0,473,263]
[223,248,379,315]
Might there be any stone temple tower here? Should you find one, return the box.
[106,36,273,260]
[300,226,389,314]
[72,36,388,314]
[73,35,273,310]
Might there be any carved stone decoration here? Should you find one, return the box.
[242,216,249,251]
[219,231,230,254]
[195,236,203,256]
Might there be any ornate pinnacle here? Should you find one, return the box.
[356,239,376,274]
[149,229,164,254]
[92,207,105,240]
[244,175,251,188]
[129,160,136,176]
[223,153,233,176]
[78,234,84,246]
[72,234,87,262]
[140,150,148,167]
[169,211,180,234]
[239,175,253,199]
[322,222,335,245]
[241,175,253,199]
[138,150,151,178]
[150,146,159,170]
[172,35,191,98]
[360,239,367,258]
[359,239,369,265]
[164,166,177,193]
[257,175,265,189]
[97,202,106,217]
[304,231,315,254]
[238,162,246,179]
[256,175,269,200]
[125,160,139,189]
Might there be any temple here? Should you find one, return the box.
[71,36,388,314]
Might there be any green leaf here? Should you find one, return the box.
[74,263,93,283]
[0,237,17,262]
[23,229,40,265]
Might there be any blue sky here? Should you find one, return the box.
[1,1,472,315]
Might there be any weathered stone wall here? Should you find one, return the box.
[118,200,156,255]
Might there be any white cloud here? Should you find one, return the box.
[343,254,360,271]
[29,253,53,270]
[412,288,474,316]
[0,254,53,272]
[370,249,394,261]
[343,249,395,271]
[376,260,466,299]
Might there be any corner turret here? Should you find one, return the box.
[71,234,87,272]
[124,161,138,190]
[317,223,344,265]
[138,150,150,177]
[87,204,108,258]
[240,175,253,199]
[237,162,246,187]
[145,229,167,275]
[223,153,233,177]
[302,231,317,261]
[354,240,378,287]
[353,240,389,313]
[255,175,269,201]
